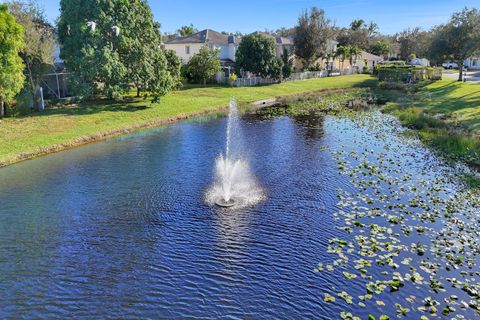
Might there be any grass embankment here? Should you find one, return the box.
[382,79,480,185]
[0,74,376,167]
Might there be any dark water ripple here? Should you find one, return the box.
[0,112,474,319]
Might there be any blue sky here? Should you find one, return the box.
[34,0,479,35]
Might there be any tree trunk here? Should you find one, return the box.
[136,87,141,98]
[203,78,207,87]
[458,61,464,82]
[0,96,4,118]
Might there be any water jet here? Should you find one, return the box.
[206,100,264,208]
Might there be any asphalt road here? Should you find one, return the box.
[443,70,480,83]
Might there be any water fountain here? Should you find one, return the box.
[206,100,265,208]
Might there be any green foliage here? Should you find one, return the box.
[185,45,221,86]
[377,81,407,91]
[177,24,197,37]
[429,8,480,81]
[294,7,333,68]
[281,47,293,79]
[376,66,442,82]
[164,49,182,89]
[369,40,390,58]
[395,27,431,61]
[235,34,283,79]
[7,0,54,111]
[0,4,25,117]
[337,19,378,51]
[58,0,174,101]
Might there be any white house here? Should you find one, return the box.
[164,29,241,67]
[465,57,480,70]
[164,29,295,67]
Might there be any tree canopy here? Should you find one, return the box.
[7,0,55,110]
[58,0,174,100]
[294,7,333,68]
[177,24,197,37]
[369,40,390,59]
[185,45,221,86]
[0,4,25,117]
[236,34,283,79]
[429,8,480,81]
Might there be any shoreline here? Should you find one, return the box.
[0,87,356,168]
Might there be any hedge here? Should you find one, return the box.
[376,66,442,82]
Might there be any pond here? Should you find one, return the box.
[0,106,478,319]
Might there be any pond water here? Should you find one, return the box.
[0,108,478,319]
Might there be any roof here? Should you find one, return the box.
[251,31,294,45]
[360,51,384,61]
[165,29,241,45]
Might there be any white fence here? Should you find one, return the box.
[288,71,329,81]
[233,77,277,87]
[216,70,336,87]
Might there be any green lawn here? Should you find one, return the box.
[384,79,480,169]
[0,74,376,166]
[414,79,480,133]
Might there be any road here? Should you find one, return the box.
[443,70,480,83]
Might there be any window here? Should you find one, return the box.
[185,46,190,55]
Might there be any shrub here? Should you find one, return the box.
[376,66,442,82]
[378,81,407,91]
[6,91,33,116]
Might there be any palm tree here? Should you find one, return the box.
[348,46,362,67]
[336,45,349,71]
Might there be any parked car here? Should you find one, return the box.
[442,61,458,69]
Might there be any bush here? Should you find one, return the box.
[376,66,442,82]
[378,81,407,91]
[6,91,33,116]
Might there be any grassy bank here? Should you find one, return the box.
[0,74,376,167]
[382,79,480,174]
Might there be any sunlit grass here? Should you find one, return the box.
[384,79,480,168]
[0,74,376,166]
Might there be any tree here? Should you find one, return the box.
[58,0,173,101]
[177,24,197,37]
[348,46,362,67]
[370,40,390,59]
[429,8,480,81]
[350,19,366,31]
[337,19,377,50]
[281,47,293,79]
[395,28,432,61]
[235,33,283,79]
[294,7,333,68]
[186,45,221,86]
[0,4,25,117]
[8,0,55,111]
[164,49,182,89]
[336,45,349,71]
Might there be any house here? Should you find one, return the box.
[465,57,480,70]
[334,51,383,71]
[164,29,240,67]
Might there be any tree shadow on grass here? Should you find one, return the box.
[416,81,480,133]
[27,98,152,118]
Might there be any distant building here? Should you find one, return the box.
[164,29,295,68]
[164,29,241,67]
[465,57,480,70]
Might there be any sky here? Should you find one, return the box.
[30,0,480,35]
